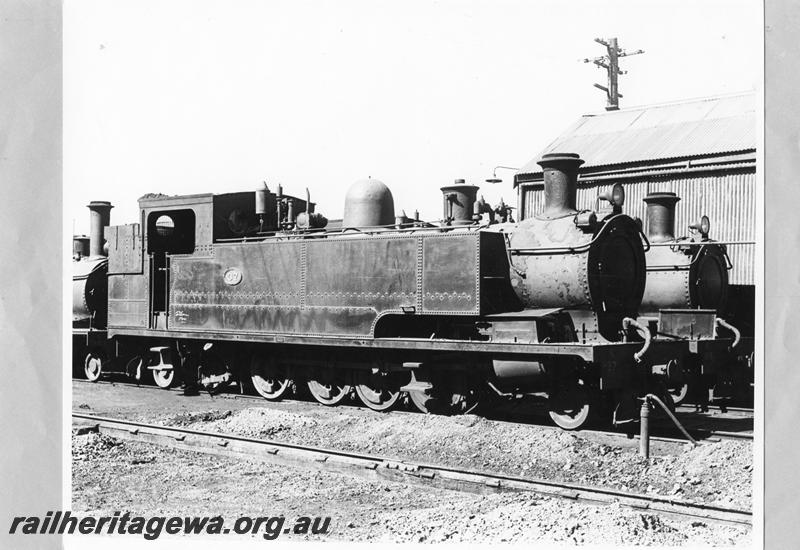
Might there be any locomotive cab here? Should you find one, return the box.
[147,208,196,322]
[106,189,316,332]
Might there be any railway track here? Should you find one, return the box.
[72,378,753,442]
[72,411,752,527]
[675,404,754,417]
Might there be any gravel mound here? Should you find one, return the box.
[73,432,160,465]
[163,409,233,426]
[365,494,749,545]
[72,432,122,462]
[185,406,752,510]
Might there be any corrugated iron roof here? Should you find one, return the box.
[518,93,756,177]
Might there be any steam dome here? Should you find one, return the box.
[342,178,395,229]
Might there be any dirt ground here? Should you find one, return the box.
[72,433,749,545]
[72,380,753,545]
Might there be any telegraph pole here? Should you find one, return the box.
[583,37,644,111]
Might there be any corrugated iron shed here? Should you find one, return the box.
[517,93,755,178]
[514,93,757,287]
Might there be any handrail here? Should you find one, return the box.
[507,214,630,256]
[637,224,652,252]
[623,317,651,363]
[647,240,755,247]
[214,220,493,243]
[646,242,734,271]
[716,318,741,349]
[502,232,527,278]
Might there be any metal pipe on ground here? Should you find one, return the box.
[639,398,650,459]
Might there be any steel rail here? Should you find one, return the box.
[675,404,754,417]
[701,430,753,441]
[647,240,756,247]
[72,379,753,441]
[72,412,752,527]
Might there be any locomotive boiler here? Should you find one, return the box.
[500,153,647,342]
[640,192,729,316]
[72,201,113,380]
[73,152,695,429]
[638,191,745,405]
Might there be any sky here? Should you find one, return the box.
[64,0,761,234]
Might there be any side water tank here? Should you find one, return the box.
[342,178,395,229]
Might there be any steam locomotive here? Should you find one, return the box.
[636,192,752,405]
[72,152,744,429]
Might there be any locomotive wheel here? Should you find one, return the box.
[548,383,596,430]
[250,354,292,401]
[354,370,405,412]
[307,370,351,406]
[153,368,175,389]
[84,352,104,382]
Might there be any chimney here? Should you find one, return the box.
[73,235,90,258]
[440,179,479,225]
[643,192,681,243]
[536,153,584,219]
[87,201,113,256]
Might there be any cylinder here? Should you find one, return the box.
[87,201,113,257]
[644,192,681,243]
[536,153,584,220]
[440,180,479,225]
[490,358,549,393]
[492,359,546,379]
[73,235,90,257]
